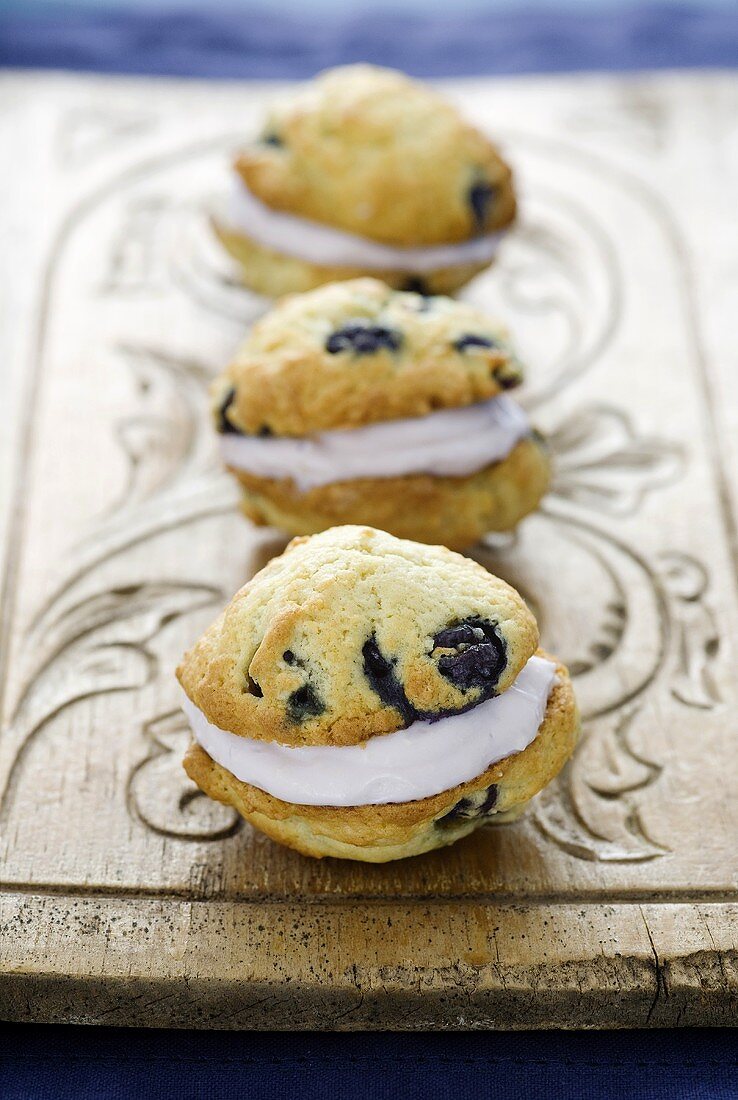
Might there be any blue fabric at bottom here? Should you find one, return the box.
[1,1025,737,1100]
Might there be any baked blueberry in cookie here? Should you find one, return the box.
[212,64,516,298]
[210,277,550,549]
[216,386,239,434]
[325,322,403,355]
[453,333,499,352]
[361,637,418,725]
[178,526,580,862]
[437,784,499,826]
[432,619,506,696]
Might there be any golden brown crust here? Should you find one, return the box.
[176,525,539,747]
[183,655,579,862]
[234,436,550,550]
[234,65,516,247]
[212,278,522,436]
[213,222,489,298]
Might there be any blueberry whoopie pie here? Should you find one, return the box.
[212,64,516,298]
[211,278,550,549]
[178,526,579,862]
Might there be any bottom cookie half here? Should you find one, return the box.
[232,436,550,551]
[214,224,493,298]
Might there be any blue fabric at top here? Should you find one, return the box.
[0,2,737,77]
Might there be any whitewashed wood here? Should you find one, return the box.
[0,70,736,1028]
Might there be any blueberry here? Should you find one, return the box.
[432,618,506,695]
[216,387,241,435]
[283,650,296,665]
[287,683,324,723]
[363,622,506,727]
[468,180,497,230]
[478,785,499,815]
[326,322,402,356]
[261,132,283,148]
[453,334,500,353]
[434,622,486,649]
[453,335,521,389]
[440,796,473,822]
[495,366,521,390]
[437,784,499,827]
[245,673,263,698]
[402,277,429,296]
[362,637,417,724]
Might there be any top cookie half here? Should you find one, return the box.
[213,278,523,437]
[234,64,516,247]
[177,525,539,747]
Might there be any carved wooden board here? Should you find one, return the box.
[0,71,736,1029]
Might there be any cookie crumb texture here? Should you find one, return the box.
[178,526,579,861]
[218,64,515,295]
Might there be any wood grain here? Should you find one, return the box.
[0,70,736,1028]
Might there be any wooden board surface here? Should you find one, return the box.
[0,70,736,1030]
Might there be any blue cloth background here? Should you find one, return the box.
[1,1025,737,1099]
[1,3,737,1097]
[1,1,737,77]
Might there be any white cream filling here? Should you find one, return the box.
[220,394,530,492]
[182,654,557,807]
[215,179,505,272]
